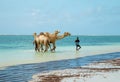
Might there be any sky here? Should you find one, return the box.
[0,0,120,35]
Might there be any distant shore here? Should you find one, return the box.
[30,58,120,82]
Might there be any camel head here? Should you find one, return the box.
[64,32,71,36]
[33,33,37,37]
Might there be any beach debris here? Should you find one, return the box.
[29,59,120,82]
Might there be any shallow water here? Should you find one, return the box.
[1,45,120,67]
[0,35,120,82]
[0,52,120,82]
[0,35,120,67]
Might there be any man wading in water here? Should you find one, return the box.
[75,37,81,51]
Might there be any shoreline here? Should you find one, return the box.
[0,45,120,68]
[30,58,120,82]
[0,45,120,82]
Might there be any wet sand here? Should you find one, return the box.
[30,58,120,82]
[0,51,120,82]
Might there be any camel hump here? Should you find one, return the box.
[39,32,44,35]
[44,32,50,37]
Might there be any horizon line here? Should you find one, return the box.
[0,34,120,36]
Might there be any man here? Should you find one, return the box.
[75,37,81,51]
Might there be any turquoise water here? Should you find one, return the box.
[0,35,120,82]
[0,35,120,50]
[0,35,120,66]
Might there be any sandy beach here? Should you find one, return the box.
[30,58,120,82]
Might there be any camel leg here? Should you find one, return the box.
[44,44,48,52]
[51,43,56,51]
[50,43,53,51]
[48,43,51,51]
[34,40,39,52]
[35,44,38,51]
[44,47,47,52]
[37,43,40,52]
[44,40,51,52]
[40,44,44,52]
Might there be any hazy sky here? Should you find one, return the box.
[0,0,120,35]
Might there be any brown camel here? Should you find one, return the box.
[33,31,71,52]
[33,32,51,52]
[44,30,60,51]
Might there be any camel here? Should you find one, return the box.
[44,31,71,52]
[33,31,71,52]
[33,32,51,52]
[44,30,60,51]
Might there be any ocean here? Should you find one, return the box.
[0,35,120,50]
[0,35,120,82]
